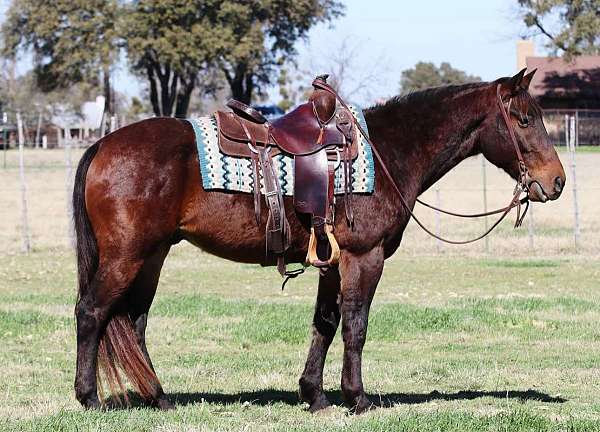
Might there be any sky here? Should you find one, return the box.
[1,0,548,106]
[291,0,540,103]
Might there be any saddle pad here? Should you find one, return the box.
[187,105,375,196]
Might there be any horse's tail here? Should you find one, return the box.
[97,315,159,405]
[73,142,100,303]
[73,143,158,405]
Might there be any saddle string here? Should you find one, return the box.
[312,79,530,245]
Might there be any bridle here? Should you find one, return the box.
[314,80,532,245]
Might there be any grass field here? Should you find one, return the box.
[2,247,600,431]
[1,148,600,431]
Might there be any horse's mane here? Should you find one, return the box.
[366,79,542,117]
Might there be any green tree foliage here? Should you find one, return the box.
[400,62,481,94]
[518,0,600,57]
[211,0,344,104]
[3,0,343,118]
[122,0,226,117]
[1,0,120,117]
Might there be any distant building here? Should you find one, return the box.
[516,41,600,146]
[50,95,105,147]
[517,40,600,110]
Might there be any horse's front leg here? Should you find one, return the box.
[299,268,341,412]
[339,246,384,413]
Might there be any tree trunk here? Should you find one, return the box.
[147,65,161,116]
[174,79,195,118]
[102,65,112,133]
[156,64,178,117]
[226,64,254,104]
[146,62,182,117]
[103,65,112,117]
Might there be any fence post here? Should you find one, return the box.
[2,128,7,169]
[568,115,580,250]
[17,112,31,253]
[481,155,489,253]
[35,111,42,149]
[65,130,75,247]
[435,186,442,253]
[2,112,7,168]
[527,205,534,250]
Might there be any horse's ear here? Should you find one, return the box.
[500,68,527,97]
[520,68,537,91]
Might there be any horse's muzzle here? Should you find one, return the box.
[527,176,564,202]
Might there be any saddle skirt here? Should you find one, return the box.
[187,105,375,196]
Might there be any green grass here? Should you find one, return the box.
[2,245,600,431]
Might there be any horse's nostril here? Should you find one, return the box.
[554,176,564,193]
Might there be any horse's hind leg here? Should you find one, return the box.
[299,268,341,412]
[130,244,174,410]
[74,258,143,408]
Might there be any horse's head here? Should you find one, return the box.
[480,69,566,202]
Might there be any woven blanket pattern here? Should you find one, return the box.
[187,105,375,196]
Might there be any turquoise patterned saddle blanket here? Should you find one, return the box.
[187,105,375,195]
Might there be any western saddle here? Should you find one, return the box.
[215,75,359,276]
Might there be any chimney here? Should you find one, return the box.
[516,40,535,71]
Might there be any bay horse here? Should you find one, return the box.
[73,69,565,413]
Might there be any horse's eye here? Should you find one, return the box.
[517,116,530,128]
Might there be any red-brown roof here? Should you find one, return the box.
[526,56,600,109]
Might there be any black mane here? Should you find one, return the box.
[366,81,488,114]
[366,79,542,118]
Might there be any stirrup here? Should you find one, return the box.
[305,224,340,268]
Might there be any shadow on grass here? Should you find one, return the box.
[166,388,566,408]
[106,388,565,410]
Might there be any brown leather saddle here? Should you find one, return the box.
[215,75,358,275]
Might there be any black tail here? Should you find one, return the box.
[73,143,100,298]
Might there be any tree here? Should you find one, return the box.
[122,0,226,117]
[517,0,600,57]
[400,62,481,94]
[2,0,120,120]
[213,0,344,104]
[276,67,311,112]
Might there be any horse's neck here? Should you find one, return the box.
[366,86,489,202]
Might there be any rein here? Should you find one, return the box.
[314,80,531,245]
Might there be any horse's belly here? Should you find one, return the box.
[178,186,310,265]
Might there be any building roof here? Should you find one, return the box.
[526,56,600,109]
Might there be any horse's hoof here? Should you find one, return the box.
[349,397,375,415]
[307,394,331,413]
[80,396,102,410]
[156,397,175,411]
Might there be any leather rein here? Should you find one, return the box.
[314,80,531,245]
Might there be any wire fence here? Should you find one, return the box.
[0,113,599,257]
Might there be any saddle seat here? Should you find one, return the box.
[216,88,359,160]
[213,75,358,275]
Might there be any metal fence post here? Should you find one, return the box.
[2,128,7,169]
[481,155,489,253]
[435,186,441,253]
[65,130,75,247]
[17,112,31,253]
[527,204,534,250]
[568,115,580,250]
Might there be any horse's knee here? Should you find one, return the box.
[75,300,101,338]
